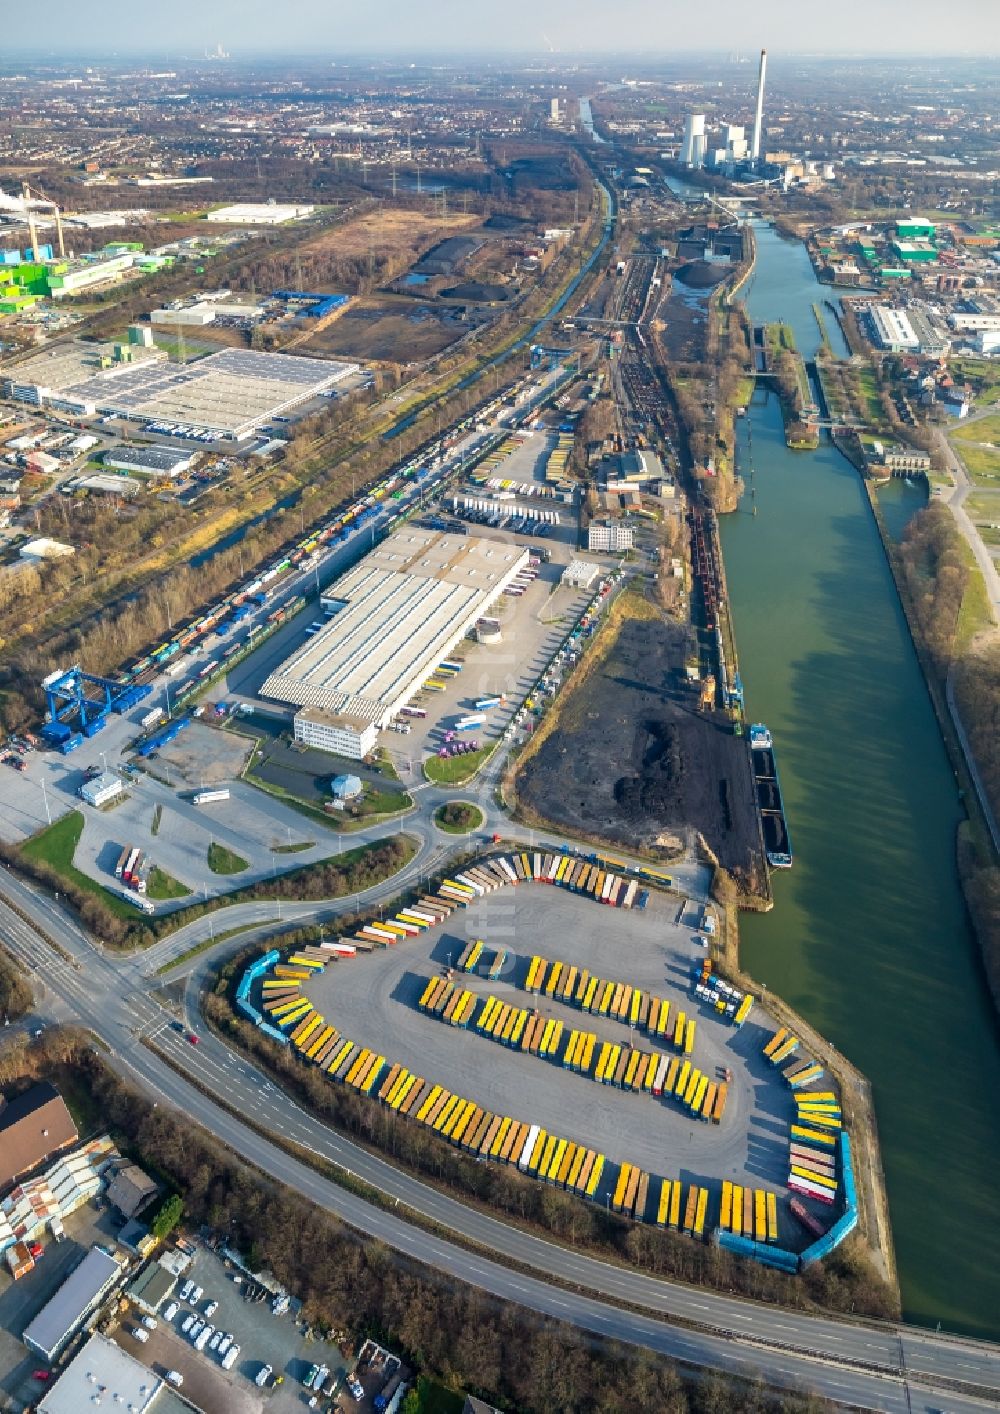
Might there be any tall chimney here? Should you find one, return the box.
[751,48,767,166]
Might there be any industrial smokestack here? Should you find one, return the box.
[751,48,767,166]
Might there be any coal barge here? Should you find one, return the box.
[749,724,793,869]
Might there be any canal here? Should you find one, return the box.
[721,222,1000,1339]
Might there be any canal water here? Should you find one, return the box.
[721,222,1000,1338]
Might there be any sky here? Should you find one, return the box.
[5,0,1000,58]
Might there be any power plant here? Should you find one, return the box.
[751,48,767,167]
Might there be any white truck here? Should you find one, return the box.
[192,788,230,805]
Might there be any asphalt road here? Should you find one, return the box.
[1,864,998,1412]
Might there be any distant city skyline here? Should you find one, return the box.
[4,0,999,58]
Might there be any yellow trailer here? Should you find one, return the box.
[764,1026,788,1058]
[668,1179,682,1228]
[694,1187,709,1238]
[766,1191,778,1242]
[586,1154,605,1198]
[732,1186,743,1234]
[721,1181,733,1230]
[657,1180,672,1227]
[755,1189,767,1241]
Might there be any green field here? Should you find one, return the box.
[952,412,1000,446]
[424,745,494,786]
[950,423,1000,486]
[207,841,250,875]
[20,811,141,919]
[147,866,192,900]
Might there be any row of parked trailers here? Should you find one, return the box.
[502,850,650,908]
[527,953,697,1055]
[417,973,727,1124]
[720,1182,780,1243]
[762,1029,843,1206]
[611,1169,713,1238]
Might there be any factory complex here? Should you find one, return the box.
[262,528,530,750]
[2,345,358,440]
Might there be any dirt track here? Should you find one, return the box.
[516,615,764,887]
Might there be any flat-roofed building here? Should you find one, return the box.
[562,559,600,589]
[868,306,919,352]
[294,708,379,761]
[78,770,125,808]
[264,529,529,730]
[206,202,314,224]
[0,1084,78,1193]
[588,520,634,553]
[38,1333,162,1414]
[104,446,195,478]
[23,1245,122,1360]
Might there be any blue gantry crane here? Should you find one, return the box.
[40,665,152,752]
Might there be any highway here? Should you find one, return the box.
[2,863,999,1412]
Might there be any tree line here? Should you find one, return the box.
[0,1029,832,1414]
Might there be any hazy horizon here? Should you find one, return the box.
[4,0,999,60]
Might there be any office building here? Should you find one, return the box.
[588,520,634,553]
[79,771,125,808]
[293,708,379,761]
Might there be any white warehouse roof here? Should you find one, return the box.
[38,1332,162,1414]
[263,529,528,726]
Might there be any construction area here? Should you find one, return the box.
[515,610,765,888]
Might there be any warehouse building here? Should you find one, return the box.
[3,347,357,441]
[868,306,919,352]
[23,1245,123,1360]
[104,445,196,478]
[263,529,529,735]
[206,202,315,224]
[38,1333,163,1414]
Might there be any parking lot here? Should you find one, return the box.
[118,1243,349,1413]
[295,884,796,1238]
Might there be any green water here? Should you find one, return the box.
[721,224,1000,1339]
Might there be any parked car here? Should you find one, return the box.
[218,1333,232,1356]
[221,1342,240,1371]
[191,1285,203,1303]
[195,1325,215,1352]
[163,1302,179,1322]
[166,1371,183,1387]
[348,1375,364,1400]
[204,1299,218,1318]
[189,1320,204,1342]
[256,1363,273,1388]
[141,1316,157,1331]
[209,1330,224,1352]
[181,1315,196,1335]
[132,1328,149,1344]
[180,1280,195,1302]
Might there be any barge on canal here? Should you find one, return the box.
[749,723,793,869]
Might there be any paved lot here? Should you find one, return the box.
[386,545,593,775]
[151,721,254,788]
[121,1244,346,1413]
[296,885,795,1229]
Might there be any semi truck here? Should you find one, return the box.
[192,788,230,805]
